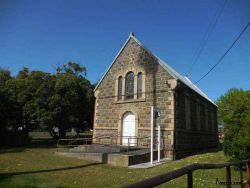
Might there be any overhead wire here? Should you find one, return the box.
[186,0,228,76]
[194,22,250,84]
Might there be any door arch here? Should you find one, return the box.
[122,112,136,146]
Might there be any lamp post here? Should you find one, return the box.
[150,106,161,164]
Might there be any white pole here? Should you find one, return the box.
[150,106,154,164]
[158,117,161,162]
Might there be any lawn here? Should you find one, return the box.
[0,136,245,188]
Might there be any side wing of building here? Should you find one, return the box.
[174,82,218,159]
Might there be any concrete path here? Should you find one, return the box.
[128,158,171,169]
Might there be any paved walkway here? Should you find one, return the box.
[129,158,171,169]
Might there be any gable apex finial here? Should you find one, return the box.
[130,32,135,37]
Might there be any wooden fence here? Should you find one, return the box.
[126,160,250,188]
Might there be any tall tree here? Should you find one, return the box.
[217,88,250,160]
[46,62,94,138]
[0,75,29,147]
[0,62,95,144]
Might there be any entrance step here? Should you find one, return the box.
[108,149,164,167]
[57,144,165,167]
[69,144,142,153]
[128,158,171,169]
[69,144,120,153]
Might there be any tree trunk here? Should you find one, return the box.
[59,129,66,139]
[49,127,66,140]
[48,128,59,140]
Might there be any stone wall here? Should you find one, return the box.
[93,36,218,160]
[93,37,175,158]
[174,82,218,159]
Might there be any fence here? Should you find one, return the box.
[126,160,250,188]
[56,135,168,153]
[94,136,151,147]
[57,137,92,150]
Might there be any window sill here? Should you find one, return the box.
[114,98,146,104]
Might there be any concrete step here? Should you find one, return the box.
[62,144,166,167]
[108,149,164,167]
[69,144,121,153]
[69,144,142,153]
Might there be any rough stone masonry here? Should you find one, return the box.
[93,33,218,160]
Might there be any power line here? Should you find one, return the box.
[186,0,228,75]
[186,0,228,76]
[194,22,250,84]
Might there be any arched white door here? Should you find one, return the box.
[122,112,136,146]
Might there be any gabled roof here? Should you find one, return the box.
[94,33,216,106]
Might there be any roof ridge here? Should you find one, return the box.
[94,33,216,106]
[130,34,216,106]
[94,34,132,91]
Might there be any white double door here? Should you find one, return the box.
[122,112,136,146]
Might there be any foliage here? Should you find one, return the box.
[56,61,86,76]
[0,70,29,146]
[0,68,11,85]
[217,88,250,160]
[16,67,29,79]
[0,62,95,145]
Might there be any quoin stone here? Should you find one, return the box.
[93,33,218,160]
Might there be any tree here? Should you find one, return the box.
[0,62,95,144]
[0,75,30,147]
[16,71,54,131]
[217,88,250,160]
[24,62,94,139]
[0,68,11,85]
[56,61,86,77]
[16,67,29,79]
[46,62,94,139]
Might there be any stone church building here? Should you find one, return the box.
[93,33,218,159]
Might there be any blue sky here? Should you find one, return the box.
[0,0,249,101]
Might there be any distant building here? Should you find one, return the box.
[93,33,218,159]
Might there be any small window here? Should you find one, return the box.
[118,76,122,100]
[137,72,142,98]
[125,72,134,99]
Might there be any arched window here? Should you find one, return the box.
[137,72,142,98]
[118,76,122,101]
[125,72,134,99]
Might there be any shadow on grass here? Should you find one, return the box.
[0,148,25,154]
[28,138,57,148]
[195,144,223,155]
[0,138,56,154]
[1,134,94,153]
[174,145,223,161]
[188,143,223,156]
[0,162,100,181]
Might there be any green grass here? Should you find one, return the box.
[0,138,246,188]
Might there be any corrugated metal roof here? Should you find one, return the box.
[94,33,217,106]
